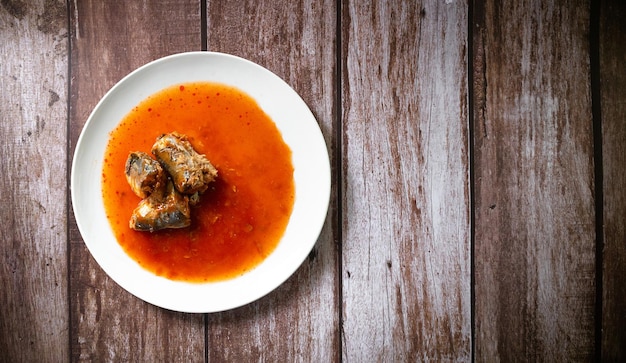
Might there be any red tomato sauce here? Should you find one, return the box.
[101,82,294,283]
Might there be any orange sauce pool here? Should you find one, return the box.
[102,82,294,283]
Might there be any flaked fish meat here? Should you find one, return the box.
[151,132,218,195]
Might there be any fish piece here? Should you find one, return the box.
[124,151,166,198]
[151,132,218,195]
[129,180,191,232]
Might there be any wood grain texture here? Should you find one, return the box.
[205,0,340,361]
[599,0,626,360]
[0,0,69,362]
[1,0,623,360]
[341,1,471,361]
[473,0,596,360]
[68,1,205,361]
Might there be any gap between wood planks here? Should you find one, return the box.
[335,0,344,361]
[467,1,477,361]
[64,0,74,359]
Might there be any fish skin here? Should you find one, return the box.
[125,151,166,198]
[129,180,191,232]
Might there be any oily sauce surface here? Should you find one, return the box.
[102,82,294,282]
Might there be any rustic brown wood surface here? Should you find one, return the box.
[1,0,625,362]
[341,1,471,361]
[599,0,626,361]
[0,1,69,362]
[473,0,597,361]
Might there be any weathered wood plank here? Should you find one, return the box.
[0,1,69,362]
[204,0,339,361]
[599,0,626,360]
[342,1,471,361]
[68,1,205,361]
[472,0,596,360]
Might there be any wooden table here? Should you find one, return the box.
[2,0,625,361]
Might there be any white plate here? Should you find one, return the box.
[71,52,330,313]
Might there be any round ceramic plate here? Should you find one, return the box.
[71,52,330,313]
